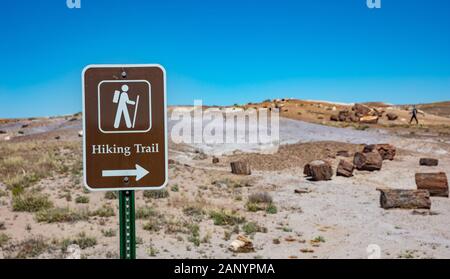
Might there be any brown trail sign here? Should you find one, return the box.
[82,64,168,191]
[82,64,168,259]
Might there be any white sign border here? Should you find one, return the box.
[82,64,168,192]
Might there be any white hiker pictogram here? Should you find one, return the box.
[113,85,140,129]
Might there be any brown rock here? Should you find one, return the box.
[415,172,448,197]
[303,163,312,177]
[353,103,372,116]
[378,189,431,209]
[168,159,176,165]
[336,160,354,177]
[330,115,339,122]
[386,113,398,121]
[353,151,382,171]
[348,113,360,123]
[212,157,220,164]
[419,158,439,166]
[363,144,396,160]
[304,160,333,181]
[338,110,349,122]
[230,161,251,175]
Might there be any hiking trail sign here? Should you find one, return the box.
[82,64,168,191]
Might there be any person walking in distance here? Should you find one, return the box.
[113,85,136,128]
[409,105,424,125]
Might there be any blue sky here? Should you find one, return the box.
[0,0,449,118]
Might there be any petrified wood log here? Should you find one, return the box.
[336,160,354,177]
[419,158,439,167]
[354,151,382,171]
[378,189,431,209]
[230,161,251,175]
[415,172,448,197]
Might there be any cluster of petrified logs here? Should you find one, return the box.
[330,103,398,124]
[301,143,448,210]
[228,145,448,210]
[302,143,396,181]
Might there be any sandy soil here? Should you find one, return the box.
[0,101,449,259]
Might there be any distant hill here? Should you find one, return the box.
[416,102,450,118]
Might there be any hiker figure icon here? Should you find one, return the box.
[113,85,140,129]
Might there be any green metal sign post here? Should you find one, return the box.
[119,190,136,259]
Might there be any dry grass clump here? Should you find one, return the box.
[89,205,115,218]
[0,233,10,247]
[245,192,277,214]
[0,141,81,194]
[143,189,169,199]
[60,232,97,251]
[35,207,89,223]
[136,206,158,220]
[209,209,245,226]
[12,191,53,212]
[248,192,273,204]
[4,237,50,259]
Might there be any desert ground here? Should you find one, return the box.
[0,99,450,259]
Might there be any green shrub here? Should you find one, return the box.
[61,232,97,250]
[209,210,245,226]
[0,233,10,247]
[312,236,326,243]
[143,189,169,199]
[104,191,117,200]
[101,229,116,237]
[75,196,89,204]
[136,206,157,219]
[143,219,161,232]
[245,192,277,213]
[35,207,89,223]
[0,189,7,198]
[245,202,263,212]
[12,192,53,212]
[265,203,278,214]
[243,222,267,235]
[183,206,205,220]
[187,224,200,247]
[90,205,115,217]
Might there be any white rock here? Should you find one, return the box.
[228,235,254,253]
[65,244,81,259]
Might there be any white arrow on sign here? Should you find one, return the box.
[102,164,149,181]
